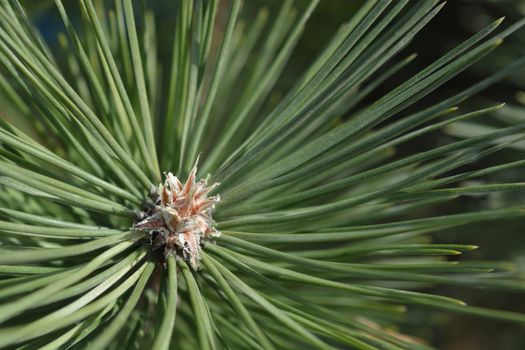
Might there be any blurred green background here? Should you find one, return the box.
[298,2,525,349]
[17,1,525,349]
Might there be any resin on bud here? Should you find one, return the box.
[134,161,220,269]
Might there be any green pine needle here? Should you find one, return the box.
[0,1,524,349]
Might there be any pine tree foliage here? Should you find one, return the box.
[0,0,524,349]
